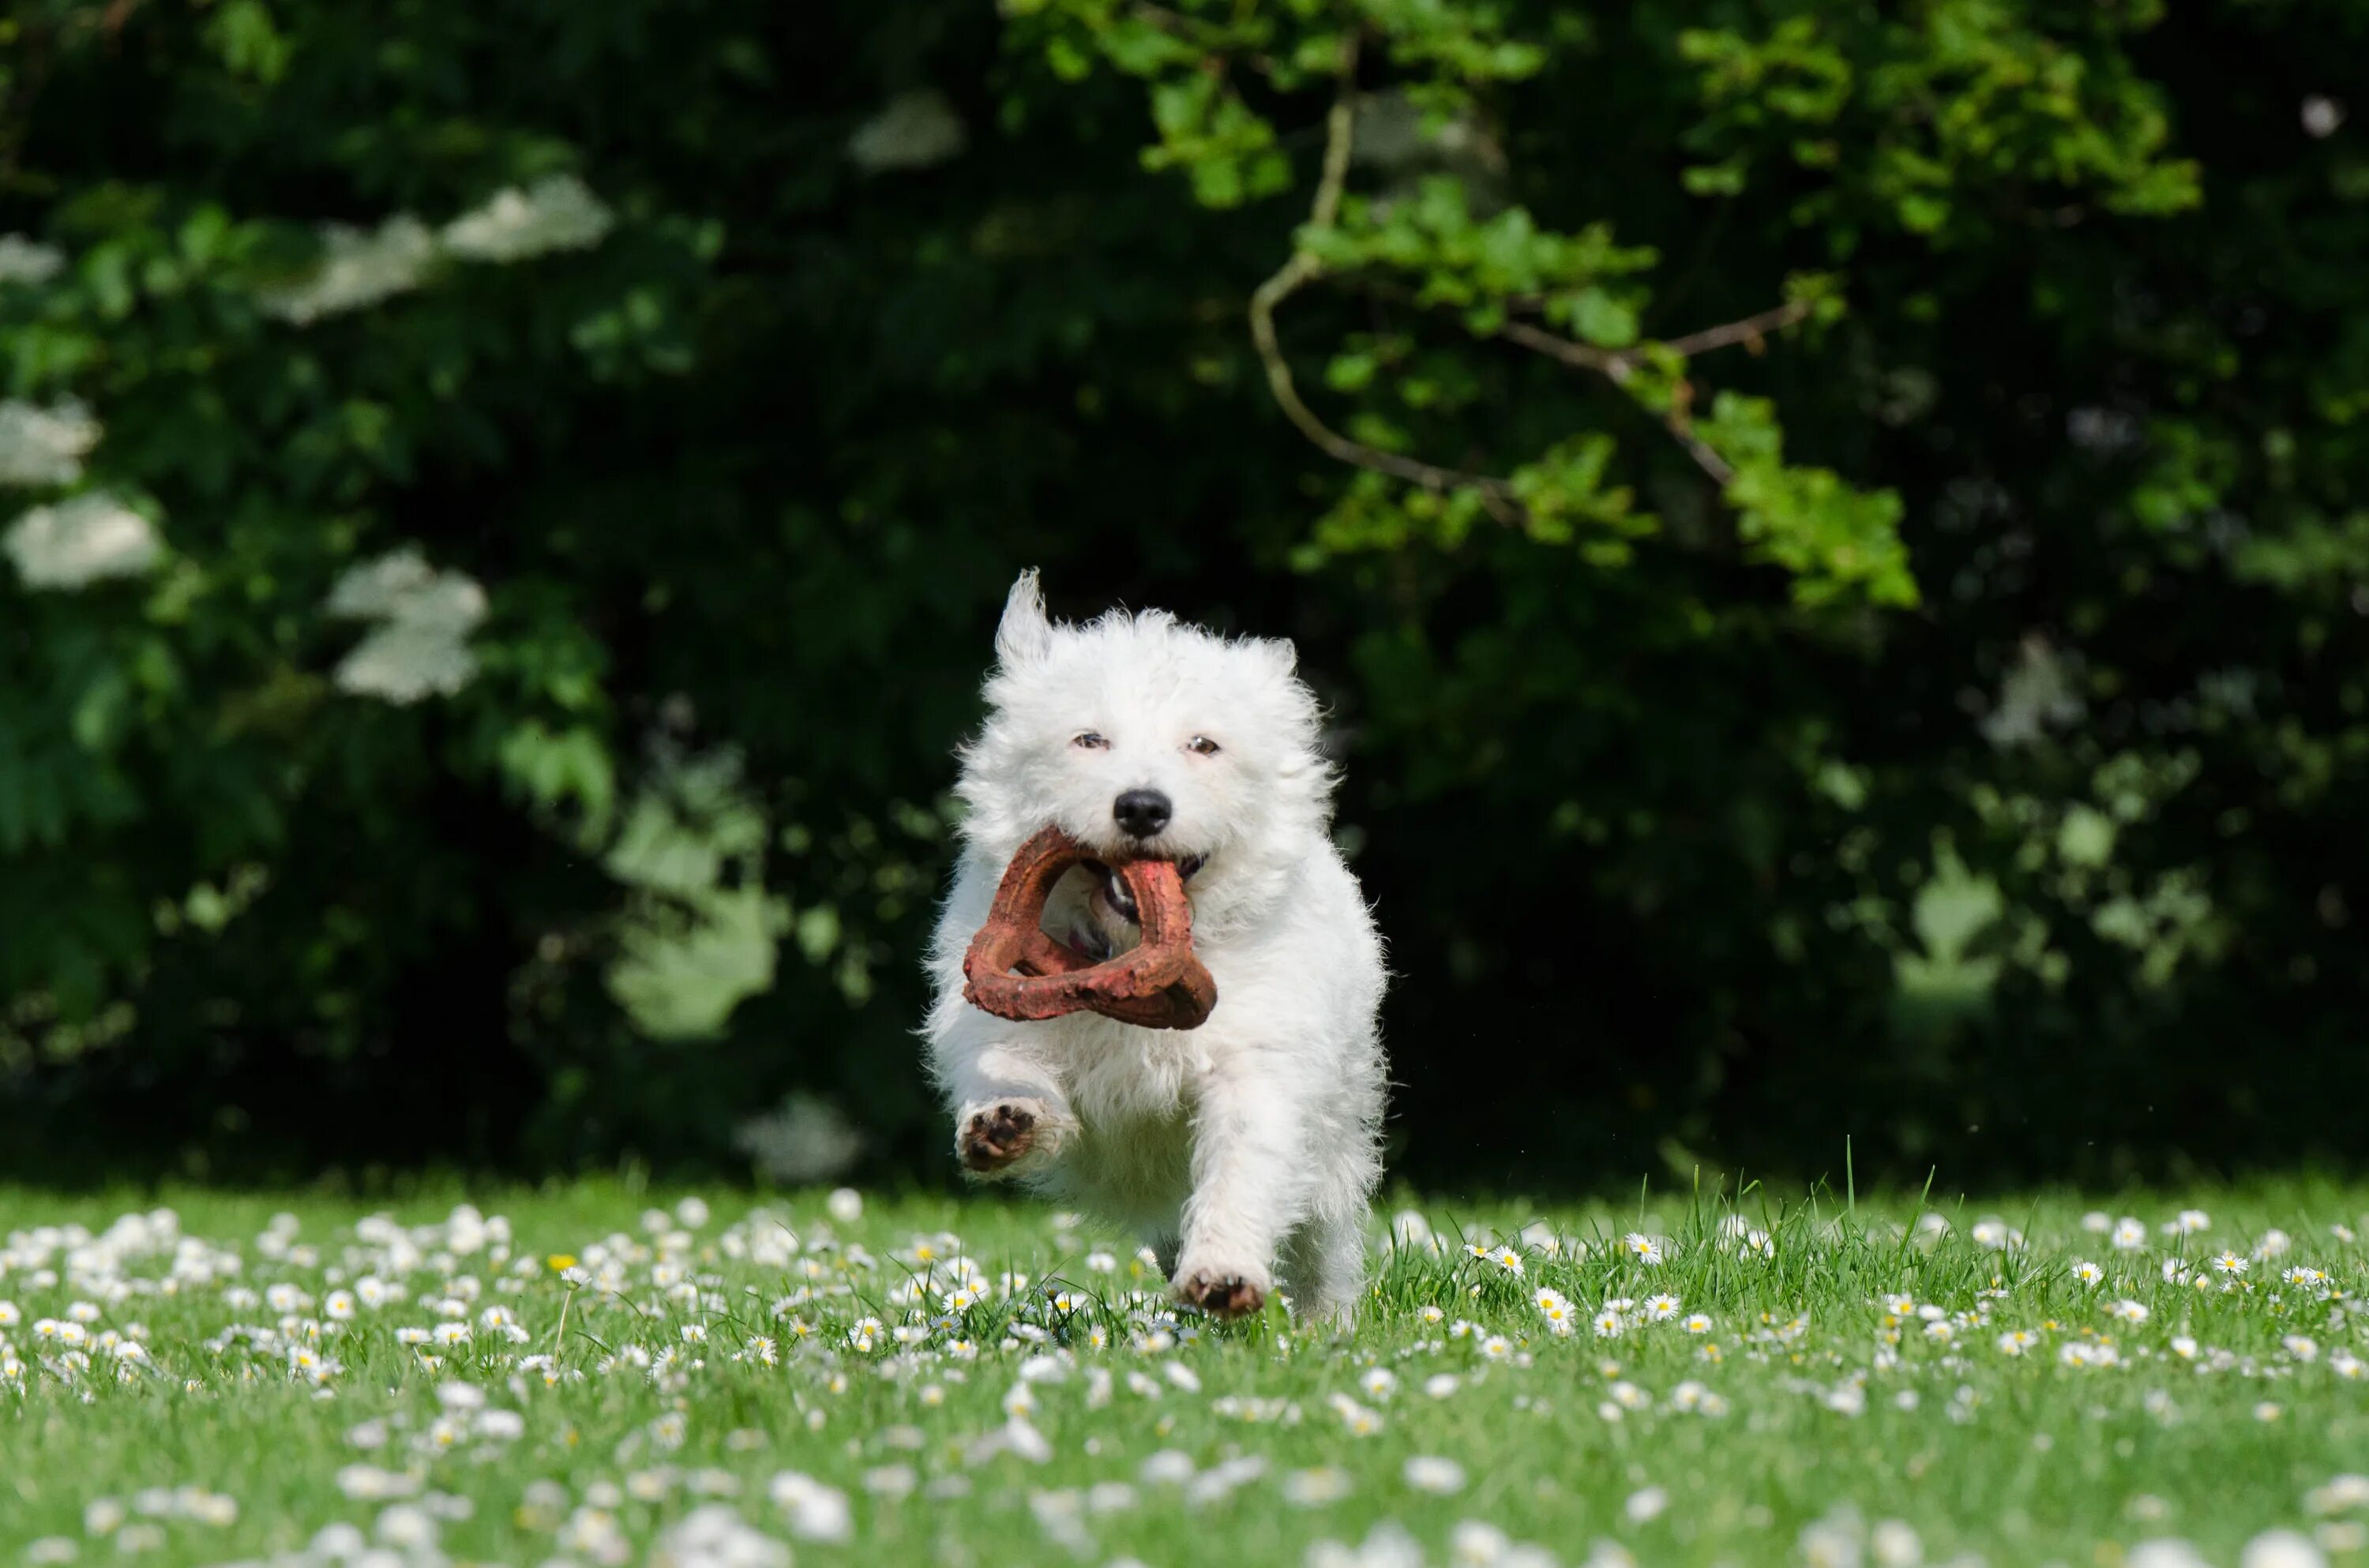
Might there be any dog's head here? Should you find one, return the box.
[955,570,1335,890]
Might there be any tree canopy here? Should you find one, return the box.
[2,0,2364,1190]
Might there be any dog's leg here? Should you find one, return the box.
[1281,1211,1370,1326]
[936,1034,1075,1181]
[1171,1057,1312,1319]
[1147,1234,1181,1282]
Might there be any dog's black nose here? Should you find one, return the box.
[1113,788,1172,839]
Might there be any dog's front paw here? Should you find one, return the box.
[1173,1262,1271,1320]
[957,1101,1054,1176]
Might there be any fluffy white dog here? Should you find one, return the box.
[925,571,1387,1322]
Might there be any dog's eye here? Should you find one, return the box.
[1185,735,1222,756]
[1072,732,1109,751]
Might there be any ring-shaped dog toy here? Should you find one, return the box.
[961,826,1217,1030]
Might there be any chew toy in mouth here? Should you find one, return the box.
[1081,853,1206,925]
[962,827,1217,1030]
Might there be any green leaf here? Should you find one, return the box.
[1566,287,1639,349]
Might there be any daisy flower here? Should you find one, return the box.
[1282,1468,1353,1507]
[1402,1457,1464,1495]
[1643,1293,1682,1322]
[1623,1233,1664,1266]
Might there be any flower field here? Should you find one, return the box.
[2,1182,2364,1568]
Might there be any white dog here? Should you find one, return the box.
[924,571,1387,1322]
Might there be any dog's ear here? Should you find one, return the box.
[1254,636,1299,677]
[996,568,1053,665]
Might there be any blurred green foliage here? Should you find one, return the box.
[1,0,2364,1190]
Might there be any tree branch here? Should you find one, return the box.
[1496,297,1812,379]
[1247,34,1811,508]
[1247,32,1520,514]
[1492,298,1819,488]
[1657,414,1736,487]
[1495,317,1628,379]
[1492,320,1734,484]
[1659,298,1813,358]
[1307,45,1355,231]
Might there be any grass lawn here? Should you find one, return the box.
[1,1177,2364,1567]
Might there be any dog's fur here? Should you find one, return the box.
[924,571,1387,1322]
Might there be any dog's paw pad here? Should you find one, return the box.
[1177,1269,1267,1319]
[959,1104,1038,1172]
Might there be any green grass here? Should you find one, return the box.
[2,1178,2366,1567]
